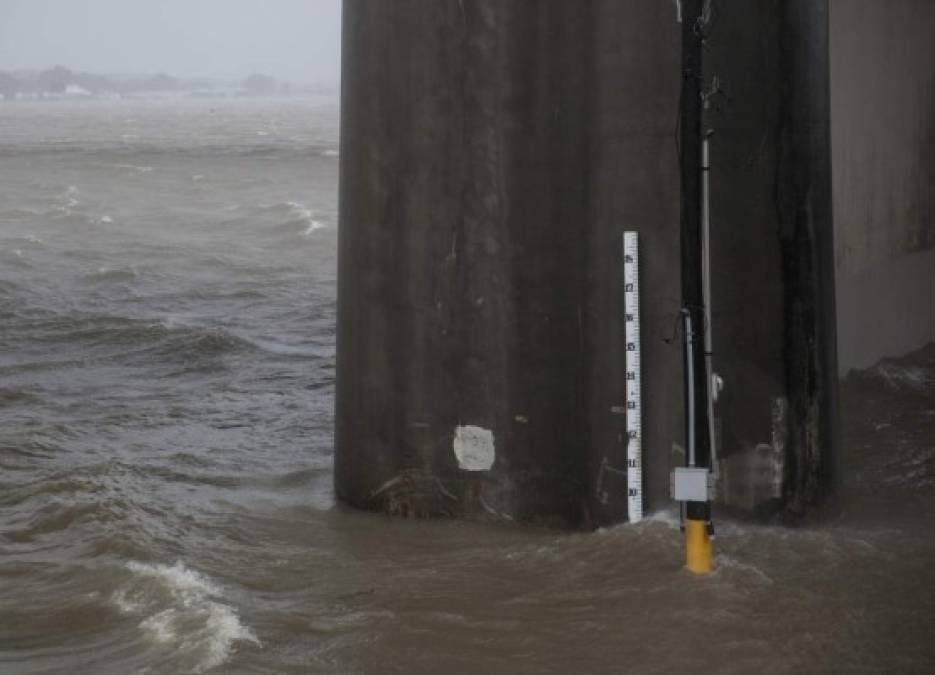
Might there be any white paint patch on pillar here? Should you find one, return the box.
[453,425,495,471]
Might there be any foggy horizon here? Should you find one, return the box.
[0,0,342,84]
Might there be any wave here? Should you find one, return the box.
[0,387,39,407]
[241,335,333,358]
[54,185,82,209]
[114,561,259,673]
[114,164,154,173]
[84,266,137,283]
[255,200,312,219]
[148,325,255,363]
[268,467,327,488]
[303,219,326,235]
[0,247,31,268]
[8,313,258,369]
[3,234,46,247]
[714,554,774,585]
[283,201,313,224]
[869,362,933,392]
[50,209,92,225]
[3,500,108,543]
[0,142,335,161]
[0,278,21,293]
[0,208,43,219]
[252,200,328,235]
[847,343,935,393]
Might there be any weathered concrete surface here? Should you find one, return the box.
[830,0,935,373]
[705,0,838,517]
[336,1,683,527]
[337,0,841,526]
[704,1,787,479]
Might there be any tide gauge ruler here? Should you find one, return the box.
[623,232,643,523]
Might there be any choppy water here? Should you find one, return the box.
[1,98,934,674]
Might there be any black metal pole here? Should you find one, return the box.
[679,0,712,522]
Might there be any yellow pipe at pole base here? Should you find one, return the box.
[685,519,713,574]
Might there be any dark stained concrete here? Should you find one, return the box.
[336,1,683,527]
[704,0,787,476]
[336,0,841,526]
[694,0,838,518]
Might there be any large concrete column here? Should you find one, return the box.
[704,0,838,518]
[336,0,841,527]
[335,1,683,528]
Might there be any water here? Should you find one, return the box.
[1,98,934,674]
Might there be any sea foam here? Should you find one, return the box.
[114,561,259,672]
[283,201,325,233]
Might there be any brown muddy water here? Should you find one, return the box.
[1,98,934,674]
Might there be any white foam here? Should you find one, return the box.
[139,608,178,643]
[202,603,257,670]
[873,362,932,390]
[116,561,259,673]
[286,201,312,219]
[100,215,114,224]
[125,560,220,600]
[279,201,327,234]
[304,220,325,235]
[89,266,137,282]
[715,554,774,585]
[245,336,328,357]
[111,586,145,614]
[56,186,81,209]
[115,164,153,173]
[321,149,339,157]
[642,507,682,529]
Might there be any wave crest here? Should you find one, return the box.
[114,561,259,672]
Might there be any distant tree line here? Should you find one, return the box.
[0,66,182,97]
[0,66,336,99]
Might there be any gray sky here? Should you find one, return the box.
[0,0,341,83]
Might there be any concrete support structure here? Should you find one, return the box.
[704,0,838,518]
[830,0,935,373]
[336,1,682,527]
[335,1,847,526]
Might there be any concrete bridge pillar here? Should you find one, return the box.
[335,0,838,526]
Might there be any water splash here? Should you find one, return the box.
[114,561,259,673]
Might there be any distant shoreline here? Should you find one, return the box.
[0,66,338,102]
[0,91,340,104]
